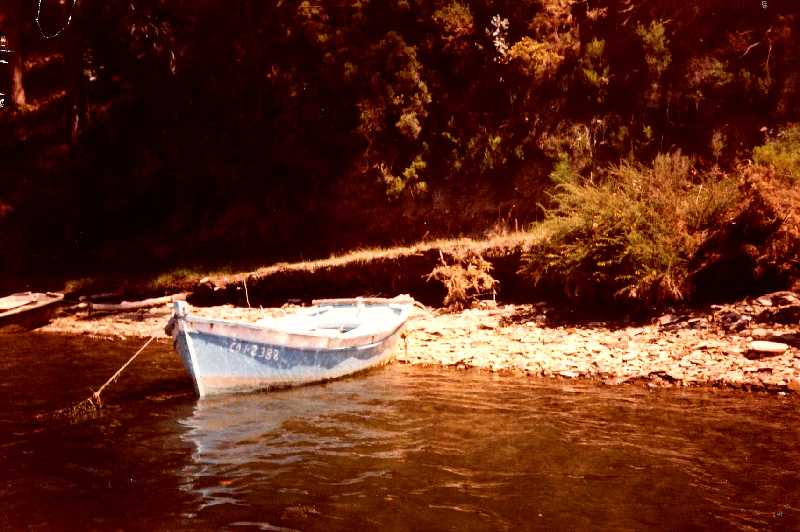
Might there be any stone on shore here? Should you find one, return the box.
[746,340,789,359]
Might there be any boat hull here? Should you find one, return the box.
[170,305,406,397]
[0,292,64,334]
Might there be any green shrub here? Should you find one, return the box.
[378,155,428,199]
[581,39,609,102]
[753,125,800,182]
[636,20,671,107]
[549,153,576,185]
[505,37,564,82]
[710,130,726,161]
[636,20,671,77]
[521,152,741,309]
[538,122,594,174]
[432,1,474,49]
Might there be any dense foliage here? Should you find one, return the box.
[1,1,798,298]
[521,153,741,309]
[753,124,800,182]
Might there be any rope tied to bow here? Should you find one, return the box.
[36,330,160,423]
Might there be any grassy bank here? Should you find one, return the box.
[58,232,536,308]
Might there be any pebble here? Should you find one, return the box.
[755,296,773,307]
[748,340,789,357]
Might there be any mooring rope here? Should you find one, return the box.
[91,332,159,404]
[37,329,161,422]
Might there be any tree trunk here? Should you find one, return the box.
[63,13,87,144]
[1,0,27,108]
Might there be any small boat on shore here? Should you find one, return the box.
[166,296,413,397]
[0,292,64,333]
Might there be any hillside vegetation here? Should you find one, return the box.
[1,0,798,311]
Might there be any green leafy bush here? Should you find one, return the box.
[753,125,800,182]
[538,122,594,174]
[379,155,428,199]
[581,39,609,102]
[432,1,474,50]
[637,20,671,77]
[521,152,741,309]
[636,20,671,107]
[505,37,564,82]
[710,130,727,161]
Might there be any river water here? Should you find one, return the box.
[1,333,799,530]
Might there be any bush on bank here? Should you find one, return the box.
[753,125,800,183]
[520,152,742,311]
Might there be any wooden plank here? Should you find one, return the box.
[87,293,188,312]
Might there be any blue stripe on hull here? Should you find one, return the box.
[175,329,399,396]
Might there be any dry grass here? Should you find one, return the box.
[151,232,536,307]
[58,232,536,300]
[239,232,534,283]
[426,250,498,309]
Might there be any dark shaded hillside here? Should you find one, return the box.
[1,1,798,287]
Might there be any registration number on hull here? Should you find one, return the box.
[228,340,281,361]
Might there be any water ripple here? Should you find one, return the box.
[2,335,800,530]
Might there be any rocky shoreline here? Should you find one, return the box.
[402,293,800,393]
[39,292,800,393]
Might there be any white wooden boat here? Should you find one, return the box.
[0,292,64,333]
[166,296,413,397]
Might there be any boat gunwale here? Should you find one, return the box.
[0,292,65,333]
[0,292,64,317]
[175,304,410,351]
[182,323,394,354]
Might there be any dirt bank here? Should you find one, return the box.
[39,291,800,394]
[38,233,532,309]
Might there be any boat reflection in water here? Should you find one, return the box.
[175,365,800,530]
[177,371,416,517]
[3,333,799,530]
